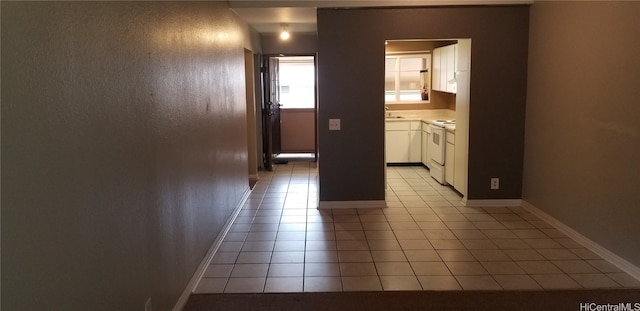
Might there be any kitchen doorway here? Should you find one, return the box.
[383,39,470,199]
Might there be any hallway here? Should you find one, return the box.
[194,162,639,293]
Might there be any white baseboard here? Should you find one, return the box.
[172,188,251,311]
[463,199,523,207]
[521,200,640,282]
[318,200,387,209]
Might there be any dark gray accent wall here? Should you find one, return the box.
[1,2,253,310]
[261,33,318,55]
[317,6,529,201]
[524,2,640,267]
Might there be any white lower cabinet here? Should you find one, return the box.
[445,131,455,185]
[385,129,410,163]
[409,122,422,163]
[385,121,422,164]
[421,122,430,168]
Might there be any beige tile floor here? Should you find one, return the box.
[194,161,640,293]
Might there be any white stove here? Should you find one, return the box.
[428,120,455,185]
[430,119,456,127]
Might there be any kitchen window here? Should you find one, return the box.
[385,54,431,103]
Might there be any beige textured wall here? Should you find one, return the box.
[524,2,640,266]
[1,2,256,310]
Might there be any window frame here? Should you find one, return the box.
[384,53,431,105]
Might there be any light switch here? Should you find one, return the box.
[329,119,341,131]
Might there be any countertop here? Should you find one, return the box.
[385,115,456,133]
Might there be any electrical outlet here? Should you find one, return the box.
[490,178,500,190]
[145,298,152,311]
[329,118,341,131]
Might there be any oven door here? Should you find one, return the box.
[429,124,446,165]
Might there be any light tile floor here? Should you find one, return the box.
[194,161,640,293]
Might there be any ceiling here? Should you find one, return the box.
[229,0,533,35]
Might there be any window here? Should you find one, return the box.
[278,57,315,109]
[385,54,430,103]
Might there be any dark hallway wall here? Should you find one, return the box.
[1,2,256,310]
[316,6,529,202]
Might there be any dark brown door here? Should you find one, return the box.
[262,56,281,170]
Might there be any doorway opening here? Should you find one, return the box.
[262,55,317,169]
[383,39,470,200]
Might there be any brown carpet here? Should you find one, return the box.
[184,289,640,311]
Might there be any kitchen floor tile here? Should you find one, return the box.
[368,239,402,250]
[470,249,511,262]
[340,262,378,276]
[404,250,442,262]
[203,264,234,278]
[194,278,227,293]
[336,240,370,251]
[531,274,582,289]
[445,262,489,275]
[379,276,422,290]
[211,252,239,264]
[303,277,343,292]
[398,239,433,250]
[455,276,501,290]
[267,263,304,277]
[338,250,373,262]
[517,261,563,274]
[504,249,546,261]
[305,263,341,277]
[236,251,272,264]
[305,251,338,263]
[481,261,526,275]
[569,273,620,289]
[264,277,304,292]
[393,230,426,240]
[375,262,415,276]
[552,260,599,274]
[230,264,269,278]
[493,275,542,290]
[371,250,407,262]
[429,239,466,250]
[417,276,462,290]
[224,277,266,293]
[273,241,305,252]
[607,273,640,287]
[342,276,382,291]
[411,261,451,276]
[437,250,476,261]
[270,251,305,263]
[196,162,632,295]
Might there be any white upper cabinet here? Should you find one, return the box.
[432,44,457,94]
[432,48,442,92]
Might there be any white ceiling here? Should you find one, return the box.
[229,0,533,34]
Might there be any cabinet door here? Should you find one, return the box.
[409,130,422,163]
[425,132,431,168]
[432,48,441,91]
[445,142,455,185]
[386,130,410,163]
[446,44,457,93]
[421,130,429,166]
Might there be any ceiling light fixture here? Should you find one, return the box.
[280,24,290,40]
